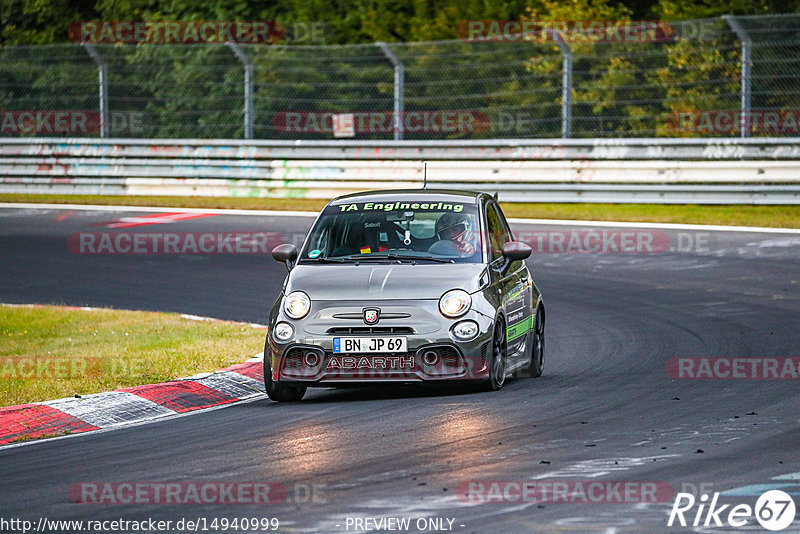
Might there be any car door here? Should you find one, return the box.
[485,201,533,368]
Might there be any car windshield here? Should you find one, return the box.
[299,199,482,264]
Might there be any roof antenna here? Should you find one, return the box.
[422,161,428,190]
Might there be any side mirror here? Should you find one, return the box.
[272,244,298,270]
[502,241,532,261]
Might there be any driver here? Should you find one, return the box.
[431,212,477,256]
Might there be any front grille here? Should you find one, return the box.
[440,346,461,368]
[283,347,306,369]
[282,346,324,373]
[332,313,411,320]
[326,326,415,335]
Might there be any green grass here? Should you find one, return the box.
[0,305,266,407]
[1,194,799,228]
[12,432,69,442]
[500,203,800,229]
[0,193,330,213]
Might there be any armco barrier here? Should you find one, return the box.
[1,138,800,203]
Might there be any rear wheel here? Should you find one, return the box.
[263,339,306,402]
[483,318,507,391]
[516,307,544,378]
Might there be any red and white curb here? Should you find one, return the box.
[0,354,265,446]
[0,304,268,447]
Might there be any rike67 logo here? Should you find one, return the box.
[669,490,796,531]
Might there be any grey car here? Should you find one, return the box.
[265,189,545,401]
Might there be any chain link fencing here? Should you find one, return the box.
[1,14,799,140]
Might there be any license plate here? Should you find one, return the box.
[333,336,407,354]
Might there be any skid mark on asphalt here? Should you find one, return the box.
[531,455,679,480]
[95,212,218,228]
[324,438,573,493]
[623,417,784,449]
[312,454,680,533]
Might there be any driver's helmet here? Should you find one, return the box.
[435,212,477,254]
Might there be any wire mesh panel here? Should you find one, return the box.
[396,40,563,139]
[567,18,743,138]
[740,14,800,136]
[0,46,99,136]
[1,14,799,140]
[98,44,243,138]
[245,44,394,140]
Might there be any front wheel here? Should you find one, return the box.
[483,319,507,391]
[263,339,306,402]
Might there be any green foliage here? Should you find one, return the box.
[655,0,800,20]
[2,0,798,45]
[2,1,799,140]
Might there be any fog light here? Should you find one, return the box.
[452,320,479,341]
[273,322,294,343]
[423,350,440,366]
[304,351,320,367]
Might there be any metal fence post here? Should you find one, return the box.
[377,42,405,141]
[81,43,108,138]
[226,42,254,139]
[723,15,752,138]
[550,33,572,138]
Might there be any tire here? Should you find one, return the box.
[483,318,507,391]
[516,307,544,378]
[263,338,306,402]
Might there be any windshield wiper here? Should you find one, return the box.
[300,256,351,263]
[306,253,455,264]
[363,253,455,264]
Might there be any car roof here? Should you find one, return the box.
[329,189,488,206]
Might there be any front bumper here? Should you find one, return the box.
[268,299,494,384]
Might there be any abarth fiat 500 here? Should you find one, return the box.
[265,190,545,401]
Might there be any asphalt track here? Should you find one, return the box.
[1,204,800,533]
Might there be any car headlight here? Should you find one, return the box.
[439,289,471,318]
[284,291,311,319]
[452,320,479,341]
[273,322,294,343]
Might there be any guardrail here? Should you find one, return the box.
[1,138,800,203]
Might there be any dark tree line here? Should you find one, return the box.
[2,0,798,45]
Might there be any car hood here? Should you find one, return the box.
[286,263,486,300]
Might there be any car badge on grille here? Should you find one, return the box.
[363,308,380,325]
